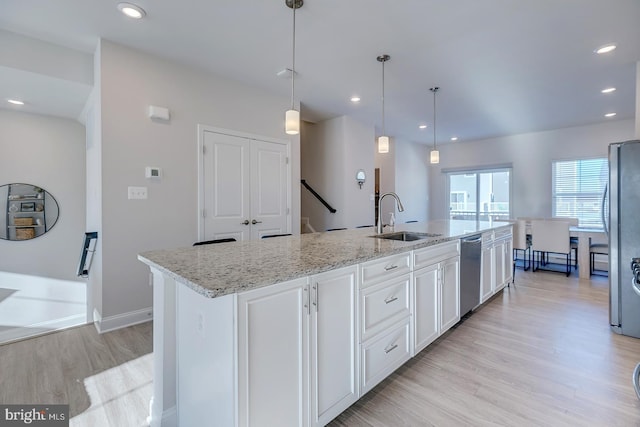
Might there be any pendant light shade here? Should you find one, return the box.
[430,149,440,164]
[284,0,303,135]
[377,54,390,153]
[378,136,389,153]
[430,87,440,164]
[285,109,300,135]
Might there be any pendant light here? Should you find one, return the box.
[285,0,303,135]
[377,54,390,153]
[430,86,440,164]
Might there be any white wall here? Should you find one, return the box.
[93,40,300,324]
[374,138,397,224]
[301,116,375,231]
[429,119,635,220]
[0,109,86,281]
[395,139,429,223]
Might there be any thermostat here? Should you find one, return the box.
[145,167,162,179]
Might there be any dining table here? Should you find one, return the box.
[501,218,607,280]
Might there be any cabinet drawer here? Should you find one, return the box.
[360,274,411,342]
[360,320,411,394]
[413,240,459,270]
[360,253,411,287]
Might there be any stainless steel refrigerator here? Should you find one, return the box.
[609,140,640,338]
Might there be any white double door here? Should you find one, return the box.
[201,129,290,241]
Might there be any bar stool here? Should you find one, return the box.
[590,243,609,276]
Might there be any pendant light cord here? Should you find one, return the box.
[431,87,439,150]
[381,60,385,135]
[291,4,296,110]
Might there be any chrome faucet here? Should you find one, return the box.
[376,192,405,234]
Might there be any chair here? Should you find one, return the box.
[262,233,292,239]
[530,220,572,276]
[512,219,531,284]
[549,217,579,269]
[193,238,236,246]
[590,243,609,276]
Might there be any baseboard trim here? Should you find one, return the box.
[94,307,153,334]
[0,313,87,345]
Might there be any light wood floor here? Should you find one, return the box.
[2,271,640,426]
[331,271,640,426]
[0,321,152,427]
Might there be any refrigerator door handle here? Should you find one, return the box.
[602,183,608,237]
[633,363,640,401]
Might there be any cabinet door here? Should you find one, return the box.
[310,266,358,427]
[494,240,506,292]
[413,263,439,355]
[440,256,460,333]
[503,238,513,285]
[481,245,494,303]
[237,278,309,427]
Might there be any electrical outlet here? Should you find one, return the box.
[128,186,148,200]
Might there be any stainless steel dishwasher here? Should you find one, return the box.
[460,234,482,316]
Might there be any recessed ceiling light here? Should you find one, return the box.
[604,112,617,118]
[7,99,24,105]
[595,44,617,54]
[117,2,146,19]
[350,96,361,103]
[419,124,427,129]
[450,137,458,141]
[601,87,616,94]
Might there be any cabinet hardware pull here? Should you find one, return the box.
[312,283,318,311]
[384,296,398,304]
[251,219,263,225]
[384,265,398,271]
[241,220,250,225]
[304,287,310,315]
[384,343,398,354]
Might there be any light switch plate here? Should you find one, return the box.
[128,186,148,199]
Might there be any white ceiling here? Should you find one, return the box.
[1,0,639,144]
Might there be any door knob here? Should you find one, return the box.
[241,220,250,225]
[252,219,263,225]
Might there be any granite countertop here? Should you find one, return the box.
[138,219,510,298]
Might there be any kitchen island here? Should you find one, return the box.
[138,220,512,427]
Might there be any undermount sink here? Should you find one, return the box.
[370,231,442,241]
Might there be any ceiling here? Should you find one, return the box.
[1,0,639,144]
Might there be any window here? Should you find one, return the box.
[448,168,511,221]
[552,158,608,228]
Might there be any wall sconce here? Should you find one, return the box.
[356,169,366,189]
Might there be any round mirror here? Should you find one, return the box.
[356,169,366,189]
[0,183,60,241]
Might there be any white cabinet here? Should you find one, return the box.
[359,254,413,394]
[413,263,439,352]
[237,277,309,427]
[480,227,513,303]
[440,255,460,333]
[481,235,494,303]
[237,266,358,427]
[412,241,460,355]
[309,266,358,427]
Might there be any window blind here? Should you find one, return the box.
[552,158,608,227]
